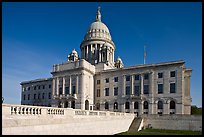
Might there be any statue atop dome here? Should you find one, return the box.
[96,6,101,22]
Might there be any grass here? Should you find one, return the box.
[116,128,202,135]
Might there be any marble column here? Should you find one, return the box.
[62,77,65,95]
[76,75,79,94]
[131,75,134,95]
[140,74,144,95]
[99,48,101,63]
[86,45,88,60]
[52,78,56,96]
[131,101,134,113]
[123,75,126,95]
[56,77,59,96]
[69,76,72,95]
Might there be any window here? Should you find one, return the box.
[114,87,118,96]
[114,102,118,109]
[34,86,36,90]
[38,93,40,99]
[34,94,36,99]
[125,102,130,109]
[23,94,26,100]
[65,87,69,94]
[97,80,100,84]
[72,86,76,94]
[38,86,40,90]
[158,84,163,94]
[170,83,176,93]
[170,71,176,77]
[43,85,45,89]
[170,101,175,109]
[105,102,109,110]
[144,74,149,80]
[105,88,109,96]
[144,101,148,109]
[126,75,130,81]
[28,87,30,90]
[42,93,45,99]
[134,102,139,109]
[158,101,163,109]
[97,89,100,97]
[135,74,140,80]
[114,77,118,82]
[126,86,130,95]
[59,87,63,95]
[48,92,51,99]
[105,78,109,83]
[134,86,140,96]
[144,85,149,94]
[158,73,163,78]
[28,94,30,100]
[49,84,51,88]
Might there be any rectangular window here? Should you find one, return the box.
[126,86,130,95]
[65,87,69,94]
[59,87,63,95]
[144,74,149,80]
[49,84,51,88]
[42,93,45,99]
[28,87,30,90]
[134,86,140,96]
[43,85,45,89]
[97,89,100,97]
[144,85,149,94]
[28,94,30,100]
[48,92,51,99]
[135,74,140,80]
[105,88,109,96]
[34,86,36,90]
[34,94,36,99]
[158,84,163,94]
[97,80,100,84]
[72,86,76,94]
[114,77,118,82]
[126,76,130,81]
[170,83,176,93]
[38,93,40,99]
[38,86,40,89]
[158,73,163,78]
[105,78,109,83]
[23,94,26,100]
[114,87,118,96]
[170,71,176,77]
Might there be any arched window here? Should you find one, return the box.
[105,102,109,110]
[114,102,118,109]
[134,102,139,109]
[125,102,130,109]
[85,100,89,110]
[158,101,163,109]
[170,100,175,109]
[143,101,148,109]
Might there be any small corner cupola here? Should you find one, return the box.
[68,49,79,62]
[115,56,124,68]
[96,6,101,22]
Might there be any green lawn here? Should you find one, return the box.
[116,128,202,135]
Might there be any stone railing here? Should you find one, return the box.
[11,106,42,115]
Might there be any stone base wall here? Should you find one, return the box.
[142,114,202,131]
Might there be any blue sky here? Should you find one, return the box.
[2,2,202,107]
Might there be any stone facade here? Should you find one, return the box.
[21,7,192,116]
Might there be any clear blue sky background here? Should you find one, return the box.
[2,2,202,107]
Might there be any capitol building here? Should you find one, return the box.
[21,7,192,116]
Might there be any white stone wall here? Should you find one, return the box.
[142,114,202,131]
[2,104,135,135]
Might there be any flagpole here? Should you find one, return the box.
[144,45,146,64]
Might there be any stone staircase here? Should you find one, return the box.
[128,117,142,132]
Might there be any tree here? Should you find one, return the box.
[191,105,202,115]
